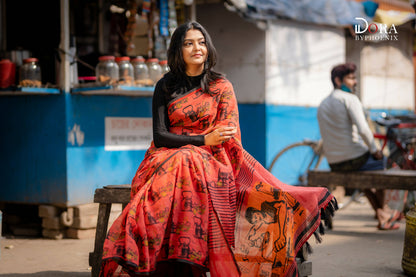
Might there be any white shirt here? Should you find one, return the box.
[317,89,378,164]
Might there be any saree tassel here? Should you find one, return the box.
[305,241,313,254]
[319,221,325,235]
[313,230,323,243]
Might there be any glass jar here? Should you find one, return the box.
[115,56,134,86]
[159,60,169,75]
[96,56,119,85]
[147,58,162,85]
[131,56,151,87]
[19,58,41,87]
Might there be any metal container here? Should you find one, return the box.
[402,206,416,276]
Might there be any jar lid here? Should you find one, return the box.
[159,60,168,65]
[23,58,39,63]
[115,56,130,62]
[0,59,13,64]
[99,56,115,61]
[147,58,159,63]
[132,57,145,62]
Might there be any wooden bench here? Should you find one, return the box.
[308,168,416,191]
[307,168,416,230]
[88,185,312,277]
[89,184,131,277]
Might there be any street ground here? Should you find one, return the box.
[0,196,410,277]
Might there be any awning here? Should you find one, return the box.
[373,9,416,27]
[225,0,379,27]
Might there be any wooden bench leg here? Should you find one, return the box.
[89,203,112,277]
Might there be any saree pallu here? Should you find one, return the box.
[100,78,336,277]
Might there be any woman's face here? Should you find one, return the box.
[182,29,207,75]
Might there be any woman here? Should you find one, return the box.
[100,21,337,277]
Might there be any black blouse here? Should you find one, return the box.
[152,73,206,148]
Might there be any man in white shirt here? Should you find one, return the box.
[317,63,400,230]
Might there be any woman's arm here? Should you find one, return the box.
[152,81,205,148]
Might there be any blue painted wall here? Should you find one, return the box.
[238,103,266,165]
[266,105,322,166]
[65,94,152,205]
[0,95,67,204]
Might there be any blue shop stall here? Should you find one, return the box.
[0,0,195,210]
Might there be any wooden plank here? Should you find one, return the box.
[308,169,416,190]
[93,187,131,204]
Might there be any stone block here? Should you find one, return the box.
[72,209,121,229]
[39,205,60,218]
[66,228,96,239]
[111,204,123,213]
[42,217,62,230]
[42,228,64,240]
[73,203,99,217]
[73,215,97,229]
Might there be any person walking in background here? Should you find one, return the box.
[100,21,337,277]
[317,62,401,231]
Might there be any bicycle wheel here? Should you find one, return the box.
[268,141,323,186]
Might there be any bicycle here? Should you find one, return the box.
[373,114,416,212]
[268,113,416,209]
[373,113,416,170]
[268,138,324,187]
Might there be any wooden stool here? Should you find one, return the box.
[89,184,131,277]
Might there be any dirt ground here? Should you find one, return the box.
[0,197,410,277]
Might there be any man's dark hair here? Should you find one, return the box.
[331,63,357,88]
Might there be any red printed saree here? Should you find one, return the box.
[100,78,336,277]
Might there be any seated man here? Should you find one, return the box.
[317,62,400,230]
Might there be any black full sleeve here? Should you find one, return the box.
[152,80,205,148]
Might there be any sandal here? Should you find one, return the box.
[378,221,400,230]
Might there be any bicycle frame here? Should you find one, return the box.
[373,121,416,170]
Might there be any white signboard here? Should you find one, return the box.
[105,117,153,151]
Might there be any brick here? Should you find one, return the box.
[42,228,64,239]
[73,203,99,217]
[66,228,96,239]
[111,204,123,213]
[108,211,122,226]
[39,205,60,218]
[72,210,121,229]
[42,217,62,230]
[72,215,97,229]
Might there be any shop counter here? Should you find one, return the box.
[0,87,154,206]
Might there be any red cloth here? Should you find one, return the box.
[100,78,334,277]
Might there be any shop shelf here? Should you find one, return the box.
[0,87,61,95]
[71,84,154,97]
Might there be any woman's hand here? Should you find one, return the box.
[204,126,237,146]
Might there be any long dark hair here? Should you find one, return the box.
[166,21,223,94]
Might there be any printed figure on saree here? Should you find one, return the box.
[239,182,304,269]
